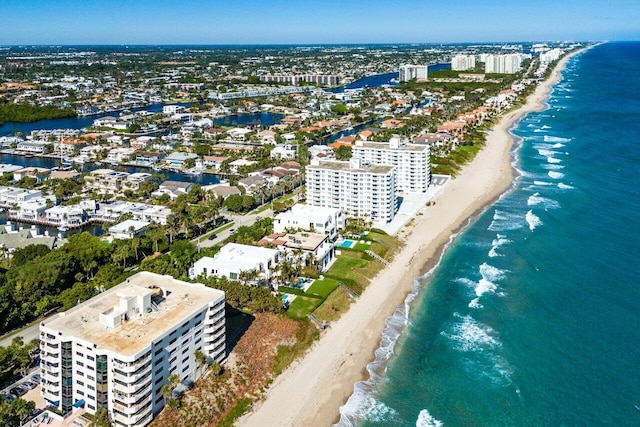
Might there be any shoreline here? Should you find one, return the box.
[239,47,590,427]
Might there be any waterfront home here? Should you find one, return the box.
[165,152,198,169]
[45,204,87,227]
[55,138,87,156]
[93,116,130,130]
[9,199,48,222]
[257,130,277,145]
[273,203,344,240]
[79,145,104,160]
[0,164,23,174]
[108,219,151,239]
[107,147,136,164]
[437,120,466,138]
[13,167,51,183]
[190,243,280,285]
[0,187,47,206]
[123,172,153,191]
[84,169,129,193]
[152,180,192,200]
[135,151,165,166]
[259,231,336,273]
[92,201,172,225]
[202,155,228,170]
[16,140,50,154]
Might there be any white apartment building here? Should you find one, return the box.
[484,54,522,74]
[190,243,280,284]
[40,272,225,427]
[539,48,563,64]
[306,158,397,224]
[351,136,431,193]
[451,54,477,71]
[399,64,428,82]
[273,203,344,240]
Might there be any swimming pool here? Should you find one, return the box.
[337,239,356,248]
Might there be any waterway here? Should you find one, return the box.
[328,63,451,93]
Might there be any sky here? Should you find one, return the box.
[1,0,639,45]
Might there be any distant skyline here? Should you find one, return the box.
[1,0,639,45]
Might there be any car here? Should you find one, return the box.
[207,233,218,240]
[2,393,14,403]
[9,386,26,397]
[256,216,262,220]
[31,374,41,384]
[229,228,236,234]
[21,381,36,390]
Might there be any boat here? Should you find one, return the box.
[57,226,68,232]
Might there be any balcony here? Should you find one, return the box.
[112,376,151,394]
[112,355,151,372]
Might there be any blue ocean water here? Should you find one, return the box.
[338,42,640,426]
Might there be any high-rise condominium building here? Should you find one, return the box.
[399,65,428,82]
[484,54,522,74]
[39,272,226,427]
[306,158,397,223]
[451,54,477,71]
[351,136,431,193]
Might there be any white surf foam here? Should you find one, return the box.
[416,409,444,427]
[548,171,564,179]
[488,209,524,232]
[552,143,565,148]
[488,234,511,258]
[526,210,542,231]
[468,298,482,309]
[533,180,553,186]
[558,182,574,190]
[445,314,501,352]
[547,156,562,164]
[542,163,564,170]
[537,148,557,157]
[527,193,560,209]
[544,135,571,143]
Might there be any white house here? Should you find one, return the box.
[190,243,280,284]
[270,144,297,160]
[109,219,151,239]
[273,203,344,240]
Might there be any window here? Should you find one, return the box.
[76,371,84,377]
[88,404,95,410]
[182,356,189,364]
[87,385,95,391]
[76,361,84,367]
[155,367,163,376]
[77,380,85,386]
[154,377,163,385]
[154,348,163,356]
[87,375,95,381]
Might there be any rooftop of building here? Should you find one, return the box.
[42,272,224,357]
[307,159,394,175]
[353,141,429,152]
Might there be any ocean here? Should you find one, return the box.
[337,42,640,426]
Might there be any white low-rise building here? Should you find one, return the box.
[261,231,336,273]
[273,203,344,240]
[109,219,151,239]
[190,243,280,284]
[40,272,226,426]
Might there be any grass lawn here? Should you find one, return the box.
[353,242,371,251]
[325,254,368,283]
[286,296,322,320]
[312,287,353,323]
[306,278,338,298]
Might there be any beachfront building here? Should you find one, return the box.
[260,231,336,273]
[39,272,226,426]
[484,54,522,74]
[399,64,428,82]
[273,203,344,240]
[451,54,477,71]
[190,243,280,285]
[306,158,397,224]
[351,136,431,193]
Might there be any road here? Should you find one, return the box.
[195,208,274,249]
[0,318,45,348]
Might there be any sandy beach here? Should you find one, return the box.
[239,48,587,427]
